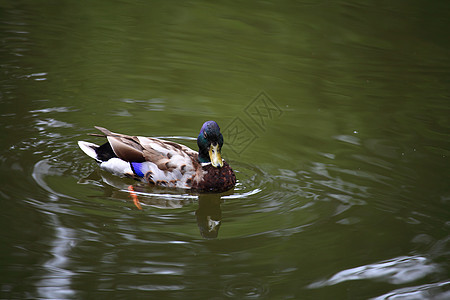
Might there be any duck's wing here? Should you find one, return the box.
[95,126,198,162]
[95,126,146,162]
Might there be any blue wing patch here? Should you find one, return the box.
[130,162,145,177]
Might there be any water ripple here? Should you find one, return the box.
[371,280,450,300]
[223,275,269,299]
[308,255,440,288]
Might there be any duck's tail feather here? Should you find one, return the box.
[94,126,113,136]
[78,141,101,162]
[78,140,118,163]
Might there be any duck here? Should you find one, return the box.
[78,121,236,193]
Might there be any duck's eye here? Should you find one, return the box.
[203,131,208,138]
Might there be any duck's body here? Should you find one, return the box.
[78,121,236,193]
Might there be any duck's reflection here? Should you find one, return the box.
[195,195,222,238]
[79,171,226,238]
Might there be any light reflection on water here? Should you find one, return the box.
[309,256,439,288]
[371,280,450,300]
[36,214,76,300]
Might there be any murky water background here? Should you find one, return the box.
[1,1,449,299]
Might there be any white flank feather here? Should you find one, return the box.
[100,158,133,177]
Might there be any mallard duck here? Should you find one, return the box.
[78,121,236,193]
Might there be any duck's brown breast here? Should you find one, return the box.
[191,161,236,193]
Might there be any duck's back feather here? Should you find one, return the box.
[92,127,203,188]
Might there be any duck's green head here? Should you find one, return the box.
[197,121,224,167]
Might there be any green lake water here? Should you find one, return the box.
[1,0,449,299]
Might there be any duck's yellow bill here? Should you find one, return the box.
[209,144,223,168]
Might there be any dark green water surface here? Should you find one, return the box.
[1,1,449,299]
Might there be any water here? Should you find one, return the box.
[1,0,449,299]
